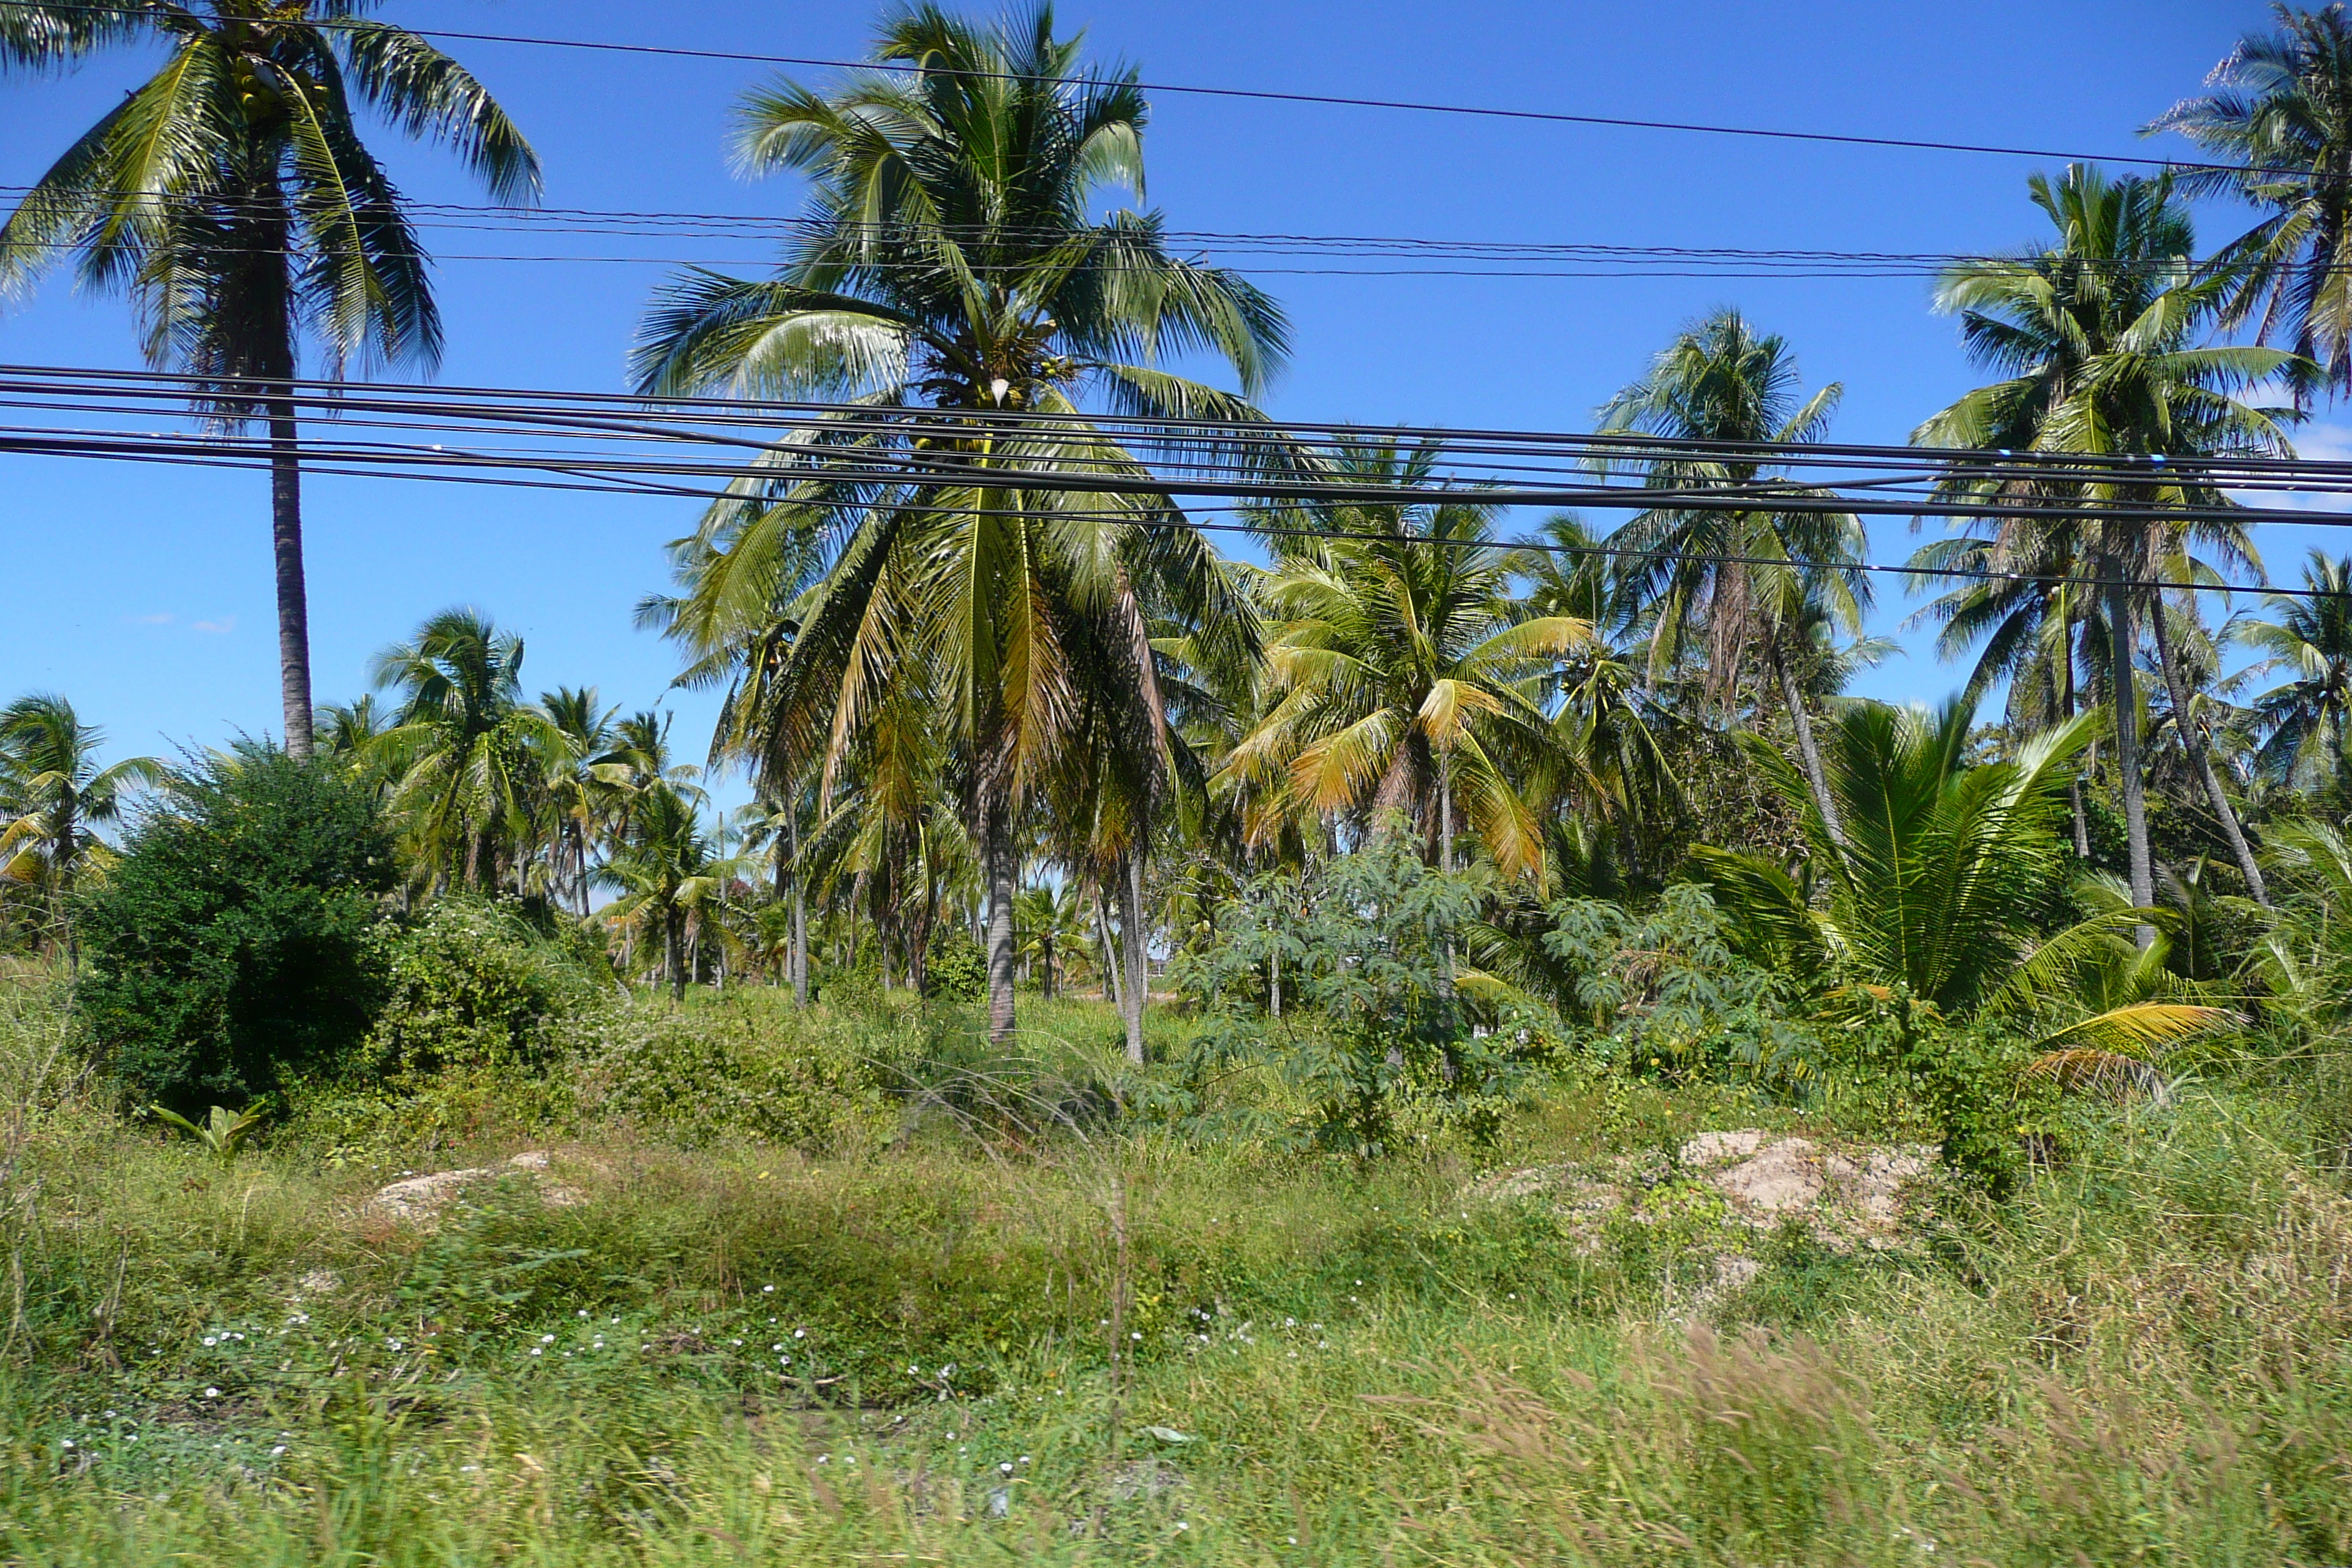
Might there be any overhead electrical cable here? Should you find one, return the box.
[6,0,2291,184]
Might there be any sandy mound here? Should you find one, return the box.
[366,1150,584,1222]
[1473,1129,1937,1256]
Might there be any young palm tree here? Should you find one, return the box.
[630,4,1281,1044]
[0,694,167,966]
[1695,698,2229,1071]
[1914,165,2298,921]
[1597,309,1868,847]
[2150,4,2352,404]
[369,610,561,894]
[2237,550,2352,791]
[1223,444,1590,881]
[0,3,538,756]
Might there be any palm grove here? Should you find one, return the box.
[9,2,2352,1164]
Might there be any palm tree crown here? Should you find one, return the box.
[0,1,538,756]
[2150,2,2352,403]
[631,2,1284,1044]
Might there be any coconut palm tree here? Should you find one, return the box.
[598,781,728,1001]
[1597,309,1869,848]
[1913,165,2298,922]
[0,693,167,966]
[369,610,561,894]
[1223,442,1590,882]
[2237,550,2352,791]
[0,4,538,758]
[2150,4,2352,405]
[540,686,622,917]
[630,4,1281,1044]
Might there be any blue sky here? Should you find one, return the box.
[1,0,2330,796]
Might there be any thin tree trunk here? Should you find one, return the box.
[2064,621,2090,858]
[267,400,314,759]
[785,805,808,1006]
[54,791,76,975]
[666,905,685,1000]
[2148,599,2270,905]
[1771,642,1845,851]
[984,795,1018,1045]
[2105,565,2156,948]
[1096,885,1123,1012]
[1120,849,1146,1066]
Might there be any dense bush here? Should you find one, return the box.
[75,745,395,1112]
[364,898,601,1081]
[570,992,900,1153]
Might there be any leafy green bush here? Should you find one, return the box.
[365,898,600,1081]
[570,992,899,1153]
[1175,832,1512,1157]
[1542,884,1820,1091]
[924,930,987,1002]
[75,745,394,1112]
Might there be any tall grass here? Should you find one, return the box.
[3,987,2350,1564]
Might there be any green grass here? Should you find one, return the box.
[4,980,2351,1564]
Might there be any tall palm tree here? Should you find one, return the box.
[540,686,622,917]
[1597,309,1869,847]
[1223,443,1590,881]
[369,609,560,894]
[1914,165,2298,922]
[598,781,725,1001]
[0,3,538,756]
[2150,4,2352,404]
[2237,550,2352,791]
[0,694,167,967]
[630,4,1281,1044]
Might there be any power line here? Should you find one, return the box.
[7,362,2336,489]
[12,415,2336,606]
[4,1,2285,184]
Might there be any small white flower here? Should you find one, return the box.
[731,1339,743,1346]
[794,1329,805,1339]
[529,1348,543,1357]
[999,1462,1014,1474]
[1019,1455,1030,1464]
[762,1284,775,1294]
[203,1387,219,1398]
[271,1444,287,1456]
[540,1334,556,1343]
[387,1338,404,1351]
[1175,1521,1189,1531]
[61,1439,73,1449]
[577,1310,589,1319]
[202,1336,218,1347]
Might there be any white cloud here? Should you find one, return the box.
[2231,420,2352,516]
[190,616,235,635]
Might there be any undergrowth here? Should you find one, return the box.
[2,976,2351,1565]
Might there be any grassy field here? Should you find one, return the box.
[3,976,2350,1566]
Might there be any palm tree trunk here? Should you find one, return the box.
[2148,600,2269,905]
[1770,642,1846,851]
[782,803,808,1007]
[2104,565,2156,948]
[2064,619,2090,858]
[267,398,315,760]
[665,905,685,1000]
[1096,883,1123,1012]
[54,789,77,975]
[1120,849,1146,1066]
[983,794,1018,1045]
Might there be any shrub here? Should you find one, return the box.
[364,898,600,1081]
[75,745,394,1112]
[924,929,987,1002]
[569,992,899,1153]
